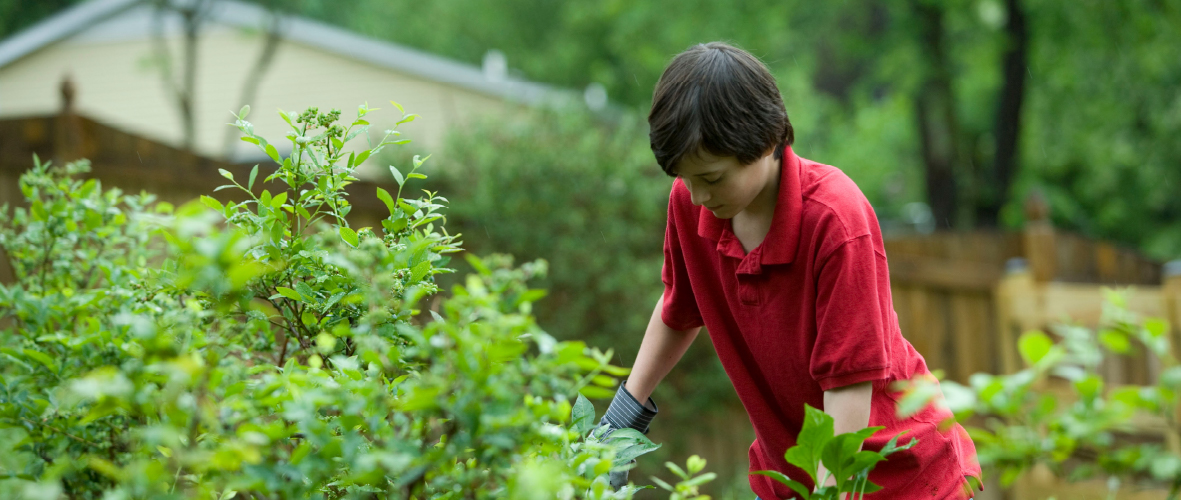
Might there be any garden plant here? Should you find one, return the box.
[0,102,718,499]
[752,405,916,500]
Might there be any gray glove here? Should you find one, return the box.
[599,383,658,490]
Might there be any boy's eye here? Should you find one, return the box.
[705,176,722,185]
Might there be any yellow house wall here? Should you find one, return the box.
[0,26,507,171]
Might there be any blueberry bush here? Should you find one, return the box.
[0,103,715,499]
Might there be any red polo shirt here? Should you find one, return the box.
[661,146,982,499]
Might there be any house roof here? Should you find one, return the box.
[0,0,567,105]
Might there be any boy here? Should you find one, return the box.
[598,42,983,499]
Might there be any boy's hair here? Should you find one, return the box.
[648,42,793,176]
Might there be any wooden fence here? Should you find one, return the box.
[886,204,1181,499]
[0,109,399,283]
[885,217,1169,385]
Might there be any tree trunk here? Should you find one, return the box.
[150,0,211,154]
[912,1,960,229]
[976,0,1029,227]
[222,10,283,160]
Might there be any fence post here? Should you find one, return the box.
[996,258,1037,374]
[1023,192,1057,282]
[1164,260,1181,455]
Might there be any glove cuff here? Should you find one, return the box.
[601,382,658,434]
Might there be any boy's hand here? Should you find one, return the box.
[600,382,658,489]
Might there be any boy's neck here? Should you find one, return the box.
[739,156,782,220]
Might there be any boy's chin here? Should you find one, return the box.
[707,206,736,219]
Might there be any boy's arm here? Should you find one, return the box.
[816,381,873,494]
[623,296,701,404]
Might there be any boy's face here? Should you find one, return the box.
[674,148,779,220]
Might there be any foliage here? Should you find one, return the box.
[552,392,716,500]
[301,0,1181,256]
[896,291,1181,498]
[752,405,915,500]
[433,106,665,352]
[0,104,711,499]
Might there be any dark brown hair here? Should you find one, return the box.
[648,42,793,176]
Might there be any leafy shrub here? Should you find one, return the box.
[434,106,667,352]
[897,291,1181,498]
[0,103,709,499]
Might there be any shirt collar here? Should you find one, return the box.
[696,145,803,265]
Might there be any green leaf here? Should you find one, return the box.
[579,385,614,399]
[410,261,431,282]
[407,173,427,180]
[821,428,881,487]
[679,472,717,488]
[752,470,810,499]
[294,281,315,300]
[1018,330,1053,366]
[354,150,372,166]
[265,144,281,163]
[1145,318,1169,338]
[783,404,834,482]
[22,349,57,373]
[219,168,234,181]
[238,104,250,119]
[572,393,596,433]
[276,287,302,302]
[271,191,287,208]
[664,461,689,480]
[649,475,674,492]
[339,226,359,247]
[248,164,259,191]
[290,442,312,464]
[375,187,396,213]
[1074,374,1104,400]
[389,100,404,114]
[201,195,224,212]
[614,441,661,465]
[879,430,916,457]
[1099,330,1130,354]
[841,451,886,482]
[389,165,404,186]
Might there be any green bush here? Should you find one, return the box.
[434,106,666,349]
[0,104,713,499]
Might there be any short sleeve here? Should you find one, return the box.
[810,234,891,391]
[660,195,704,331]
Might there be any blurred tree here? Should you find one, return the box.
[8,1,1180,258]
[0,0,85,39]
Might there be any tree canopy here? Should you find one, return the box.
[4,0,1177,258]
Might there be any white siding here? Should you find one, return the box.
[0,18,509,172]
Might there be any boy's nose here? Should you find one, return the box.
[688,185,709,206]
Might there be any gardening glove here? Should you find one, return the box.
[599,382,658,490]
